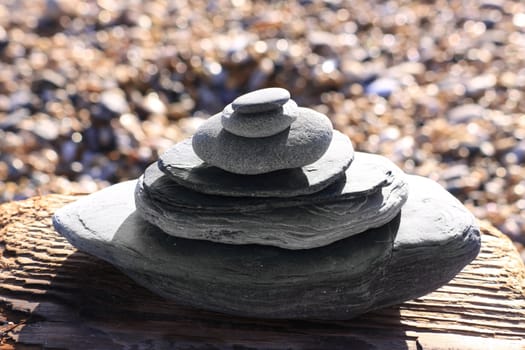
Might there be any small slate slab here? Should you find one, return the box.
[136,152,408,249]
[192,107,333,174]
[232,87,290,113]
[159,130,354,198]
[221,100,297,138]
[139,151,397,213]
[53,175,480,320]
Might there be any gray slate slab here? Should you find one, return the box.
[159,130,354,198]
[140,151,397,213]
[221,100,297,138]
[192,107,333,174]
[136,152,408,249]
[231,87,290,113]
[53,175,480,320]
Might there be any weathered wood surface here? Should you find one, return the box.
[0,195,524,350]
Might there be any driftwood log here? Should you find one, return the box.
[0,195,524,349]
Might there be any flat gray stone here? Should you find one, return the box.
[232,87,290,113]
[221,100,297,138]
[192,107,333,174]
[53,175,481,320]
[159,130,353,197]
[140,151,396,213]
[137,152,408,249]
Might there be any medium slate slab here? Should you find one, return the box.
[159,130,354,198]
[192,107,333,174]
[53,175,481,320]
[136,152,408,249]
[136,174,406,249]
[139,151,397,213]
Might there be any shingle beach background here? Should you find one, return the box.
[0,0,524,260]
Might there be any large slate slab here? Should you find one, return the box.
[53,176,480,319]
[136,152,408,249]
[53,175,480,320]
[159,130,354,198]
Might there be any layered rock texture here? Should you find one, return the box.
[139,152,408,248]
[53,87,481,319]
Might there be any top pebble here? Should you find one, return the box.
[232,88,291,113]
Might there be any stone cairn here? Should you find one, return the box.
[54,88,481,319]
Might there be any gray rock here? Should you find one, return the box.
[192,107,333,174]
[232,87,290,113]
[140,151,395,213]
[221,100,297,138]
[137,152,408,249]
[53,175,480,320]
[159,130,353,197]
[141,152,400,213]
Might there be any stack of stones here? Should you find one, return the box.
[192,88,333,176]
[53,88,481,319]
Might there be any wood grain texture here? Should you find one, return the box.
[1,195,524,350]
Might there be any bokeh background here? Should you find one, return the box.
[0,0,524,260]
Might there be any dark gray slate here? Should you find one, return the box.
[53,175,480,320]
[140,151,397,213]
[159,130,353,198]
[221,100,297,138]
[136,152,408,249]
[192,107,333,174]
[232,87,290,113]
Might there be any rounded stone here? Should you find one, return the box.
[221,100,298,138]
[232,87,290,113]
[192,107,333,175]
[159,130,353,198]
[137,152,409,249]
[53,175,480,320]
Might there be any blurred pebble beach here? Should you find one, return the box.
[0,0,524,260]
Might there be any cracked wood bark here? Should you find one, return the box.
[0,194,524,350]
